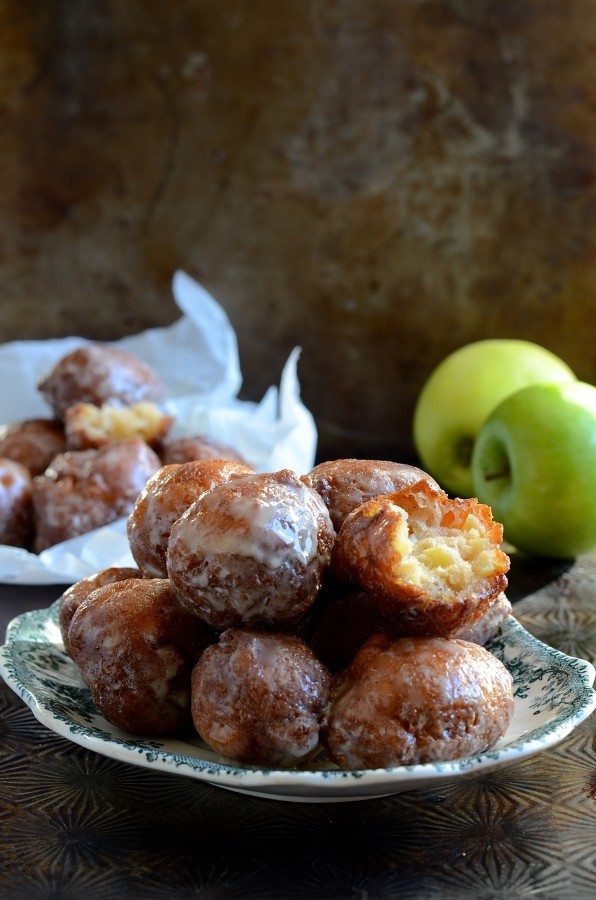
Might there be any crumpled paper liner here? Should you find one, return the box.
[0,271,317,585]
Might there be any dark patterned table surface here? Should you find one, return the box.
[0,551,595,900]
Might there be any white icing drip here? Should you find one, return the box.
[177,492,320,569]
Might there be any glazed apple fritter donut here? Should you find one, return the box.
[191,628,331,767]
[0,418,66,476]
[301,458,440,531]
[38,344,166,421]
[58,565,143,655]
[128,459,253,578]
[0,458,34,548]
[32,437,161,551]
[331,480,510,637]
[323,633,514,770]
[68,578,215,735]
[160,434,248,467]
[167,469,336,630]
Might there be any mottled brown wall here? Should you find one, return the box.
[1,0,596,462]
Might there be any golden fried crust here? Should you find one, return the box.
[331,480,510,637]
[191,629,331,766]
[68,578,215,736]
[32,437,162,551]
[324,634,515,770]
[160,435,247,466]
[38,344,166,421]
[167,469,336,630]
[58,566,143,655]
[301,458,440,531]
[127,459,253,578]
[0,418,66,476]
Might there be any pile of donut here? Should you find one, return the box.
[0,344,245,552]
[57,452,516,772]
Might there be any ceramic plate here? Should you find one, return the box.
[1,601,595,803]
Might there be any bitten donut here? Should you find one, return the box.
[167,469,336,630]
[191,629,331,766]
[331,480,510,637]
[0,418,66,476]
[68,578,215,735]
[167,469,335,629]
[64,401,174,451]
[160,434,247,466]
[0,458,34,548]
[324,634,514,770]
[32,437,161,551]
[128,459,253,577]
[38,344,166,420]
[302,458,440,531]
[58,566,143,655]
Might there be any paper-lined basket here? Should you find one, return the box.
[0,272,317,584]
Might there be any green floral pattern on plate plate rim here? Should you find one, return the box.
[1,600,594,802]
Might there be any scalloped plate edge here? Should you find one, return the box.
[1,604,595,801]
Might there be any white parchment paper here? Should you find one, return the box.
[0,271,317,585]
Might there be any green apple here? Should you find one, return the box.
[413,339,576,497]
[471,380,596,558]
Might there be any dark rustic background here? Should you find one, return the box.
[1,0,595,462]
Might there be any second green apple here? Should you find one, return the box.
[472,380,596,559]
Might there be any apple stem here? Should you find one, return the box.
[483,468,510,481]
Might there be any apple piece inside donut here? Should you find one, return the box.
[64,401,174,450]
[392,509,504,590]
